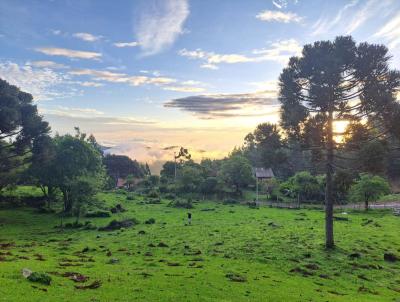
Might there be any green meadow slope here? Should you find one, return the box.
[0,191,399,302]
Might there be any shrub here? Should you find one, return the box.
[126,194,135,201]
[223,198,239,205]
[147,190,160,198]
[27,272,52,285]
[168,199,193,209]
[146,198,161,204]
[164,193,176,200]
[145,218,156,224]
[349,173,390,210]
[85,210,111,218]
[98,218,139,231]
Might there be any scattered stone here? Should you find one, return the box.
[107,258,119,264]
[75,280,101,290]
[384,253,399,262]
[157,242,169,248]
[62,272,89,283]
[349,252,361,259]
[289,267,314,277]
[304,263,319,270]
[167,262,180,266]
[85,210,111,218]
[138,230,146,235]
[98,218,138,231]
[110,204,126,214]
[226,273,247,282]
[145,218,156,225]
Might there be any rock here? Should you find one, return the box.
[226,273,247,282]
[98,218,139,231]
[138,230,146,235]
[349,252,361,259]
[75,280,101,289]
[22,268,33,278]
[157,242,169,248]
[384,253,398,262]
[107,258,119,264]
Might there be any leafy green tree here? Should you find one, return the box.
[125,174,135,189]
[103,154,145,183]
[160,161,176,180]
[220,155,254,195]
[52,134,105,213]
[176,165,203,194]
[349,174,390,210]
[29,135,57,207]
[0,79,49,189]
[279,36,400,248]
[199,177,219,198]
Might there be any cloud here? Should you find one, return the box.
[73,32,102,42]
[251,39,302,64]
[41,107,157,125]
[135,0,189,55]
[40,106,104,118]
[163,86,205,93]
[311,0,394,36]
[28,60,69,69]
[79,81,104,87]
[374,11,400,49]
[69,68,205,89]
[256,10,303,23]
[113,41,139,48]
[311,0,359,36]
[200,63,218,70]
[179,39,302,68]
[0,61,70,101]
[164,91,279,119]
[35,47,102,60]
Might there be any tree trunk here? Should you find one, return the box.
[325,110,335,249]
[365,196,369,211]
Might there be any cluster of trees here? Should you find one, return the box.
[158,152,254,198]
[0,79,152,221]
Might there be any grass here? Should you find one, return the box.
[0,190,399,301]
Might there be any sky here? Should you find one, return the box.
[0,0,399,172]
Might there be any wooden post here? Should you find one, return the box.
[256,177,259,202]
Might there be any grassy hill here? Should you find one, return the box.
[0,190,399,301]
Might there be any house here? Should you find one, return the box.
[253,167,274,179]
[253,167,274,202]
[116,178,127,189]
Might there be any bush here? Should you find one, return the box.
[168,199,193,209]
[223,198,239,205]
[126,194,135,201]
[85,210,111,218]
[145,218,156,224]
[349,173,390,210]
[110,204,126,213]
[147,190,160,198]
[164,193,176,200]
[146,198,161,204]
[98,218,139,231]
[27,272,52,285]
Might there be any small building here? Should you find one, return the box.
[116,178,127,189]
[253,167,274,202]
[253,167,274,179]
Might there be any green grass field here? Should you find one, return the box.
[0,191,399,301]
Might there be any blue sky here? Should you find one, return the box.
[0,0,399,172]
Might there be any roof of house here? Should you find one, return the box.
[253,167,274,179]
